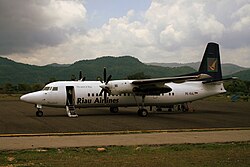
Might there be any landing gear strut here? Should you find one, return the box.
[35,104,43,117]
[136,95,148,117]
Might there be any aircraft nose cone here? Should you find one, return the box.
[20,91,44,104]
[20,94,31,102]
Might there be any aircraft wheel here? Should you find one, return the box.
[156,107,162,112]
[138,109,148,117]
[36,110,43,117]
[110,107,119,113]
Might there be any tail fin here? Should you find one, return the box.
[198,42,222,80]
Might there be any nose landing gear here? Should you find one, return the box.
[35,104,43,117]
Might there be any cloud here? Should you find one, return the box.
[0,0,86,55]
[2,0,250,67]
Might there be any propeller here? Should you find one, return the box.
[78,70,85,81]
[99,67,112,103]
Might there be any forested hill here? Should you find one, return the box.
[227,69,250,81]
[0,56,195,85]
[149,62,248,76]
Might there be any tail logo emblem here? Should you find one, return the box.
[207,58,218,72]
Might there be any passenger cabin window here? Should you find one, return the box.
[52,87,58,91]
[43,87,50,91]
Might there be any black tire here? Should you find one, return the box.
[138,109,148,117]
[110,107,119,113]
[156,107,162,112]
[141,109,148,117]
[36,110,43,117]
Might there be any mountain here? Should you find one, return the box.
[148,62,248,76]
[149,62,199,69]
[222,63,248,76]
[1,56,249,85]
[226,69,250,81]
[45,63,70,67]
[0,56,195,85]
[0,57,61,84]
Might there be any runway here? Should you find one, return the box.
[0,99,250,134]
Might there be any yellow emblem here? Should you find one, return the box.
[207,58,218,72]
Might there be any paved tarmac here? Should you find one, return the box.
[0,99,249,150]
[0,99,249,134]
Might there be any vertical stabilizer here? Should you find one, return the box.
[198,42,222,80]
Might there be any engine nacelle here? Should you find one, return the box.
[106,80,172,96]
[106,80,136,95]
[132,86,172,95]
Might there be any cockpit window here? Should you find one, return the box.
[52,87,58,91]
[42,87,50,91]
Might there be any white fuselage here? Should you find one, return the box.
[20,80,226,108]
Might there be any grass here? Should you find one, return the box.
[0,142,249,167]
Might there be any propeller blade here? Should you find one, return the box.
[99,89,104,96]
[82,77,86,82]
[99,67,112,103]
[104,91,107,103]
[103,67,106,83]
[106,75,112,85]
[79,71,82,80]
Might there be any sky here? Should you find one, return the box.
[0,0,250,67]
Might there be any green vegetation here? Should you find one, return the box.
[224,80,250,95]
[1,56,249,94]
[0,83,44,94]
[0,56,194,85]
[149,62,249,76]
[0,142,249,167]
[227,69,250,81]
[127,72,151,79]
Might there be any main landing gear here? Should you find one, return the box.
[110,107,119,113]
[137,108,148,117]
[136,95,148,117]
[35,104,43,117]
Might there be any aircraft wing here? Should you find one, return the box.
[202,77,238,84]
[131,74,210,95]
[132,74,210,85]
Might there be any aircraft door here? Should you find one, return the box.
[66,86,75,106]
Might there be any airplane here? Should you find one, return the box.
[20,42,234,118]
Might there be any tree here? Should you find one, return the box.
[127,72,151,79]
[18,84,31,92]
[224,80,248,94]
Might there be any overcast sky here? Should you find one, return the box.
[0,0,249,67]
